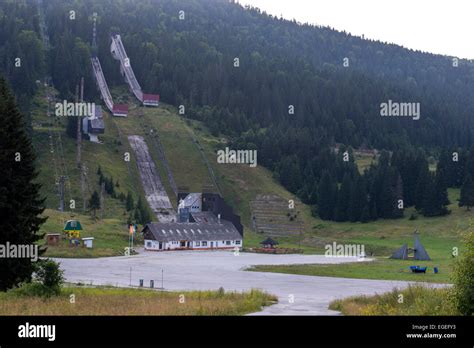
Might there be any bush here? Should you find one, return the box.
[452,230,474,315]
[13,282,57,297]
[32,259,64,296]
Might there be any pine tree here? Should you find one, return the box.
[335,173,352,222]
[360,205,370,223]
[125,191,134,211]
[0,77,47,291]
[89,191,100,219]
[136,196,151,225]
[459,174,474,211]
[415,164,429,211]
[317,171,337,220]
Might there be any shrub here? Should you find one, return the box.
[33,259,64,296]
[451,230,474,315]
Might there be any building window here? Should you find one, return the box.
[236,240,241,245]
[146,241,152,248]
[202,241,208,246]
[195,241,200,246]
[226,241,231,245]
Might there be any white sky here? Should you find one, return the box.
[237,0,474,59]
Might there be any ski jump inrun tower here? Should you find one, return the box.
[110,34,160,107]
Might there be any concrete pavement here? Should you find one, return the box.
[56,250,426,315]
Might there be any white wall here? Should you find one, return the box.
[144,239,243,251]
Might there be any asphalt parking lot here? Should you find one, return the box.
[56,250,421,315]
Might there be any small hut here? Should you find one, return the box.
[46,233,60,246]
[260,237,279,249]
[63,220,83,239]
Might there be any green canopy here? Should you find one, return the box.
[63,220,83,231]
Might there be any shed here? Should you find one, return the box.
[82,237,94,249]
[260,237,279,249]
[112,104,128,117]
[46,233,60,246]
[142,93,160,107]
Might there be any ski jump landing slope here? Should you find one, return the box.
[128,135,175,222]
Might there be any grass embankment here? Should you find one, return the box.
[0,286,276,315]
[329,285,457,315]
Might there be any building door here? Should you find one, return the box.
[210,241,214,248]
[159,242,163,250]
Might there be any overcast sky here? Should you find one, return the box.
[236,0,474,59]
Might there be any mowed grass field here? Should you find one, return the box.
[0,286,276,316]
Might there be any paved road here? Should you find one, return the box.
[56,250,427,315]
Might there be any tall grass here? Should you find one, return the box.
[0,286,276,316]
[329,285,458,315]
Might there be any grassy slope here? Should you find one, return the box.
[32,87,144,257]
[0,286,276,315]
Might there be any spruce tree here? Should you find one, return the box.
[0,77,47,291]
[317,171,336,220]
[459,174,474,211]
[125,191,134,211]
[335,173,352,222]
[89,191,100,219]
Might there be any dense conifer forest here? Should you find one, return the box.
[2,0,474,222]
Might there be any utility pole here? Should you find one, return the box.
[75,83,81,167]
[58,175,66,212]
[81,163,87,213]
[298,220,303,250]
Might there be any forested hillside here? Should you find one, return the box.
[2,0,474,223]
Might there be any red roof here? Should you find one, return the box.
[112,104,128,113]
[142,94,160,102]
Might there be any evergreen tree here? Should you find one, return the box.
[125,191,134,211]
[317,171,337,220]
[89,191,100,219]
[136,196,151,225]
[459,174,474,211]
[360,205,370,223]
[335,173,352,222]
[348,176,366,222]
[0,77,47,291]
[415,164,429,210]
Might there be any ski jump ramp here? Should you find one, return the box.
[128,135,175,222]
[111,34,144,102]
[91,56,114,113]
